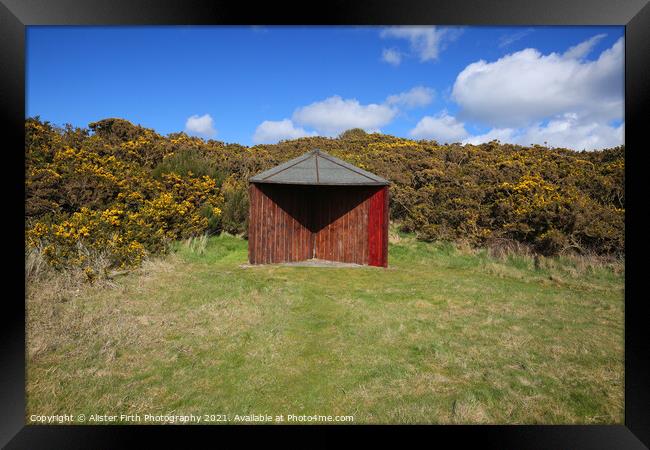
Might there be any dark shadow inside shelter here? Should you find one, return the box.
[257,183,378,233]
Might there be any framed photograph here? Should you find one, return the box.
[2,0,648,447]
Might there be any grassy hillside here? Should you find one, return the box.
[26,117,624,280]
[27,232,624,424]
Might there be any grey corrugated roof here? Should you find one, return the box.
[249,149,390,185]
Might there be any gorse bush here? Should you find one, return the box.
[25,117,624,277]
[152,147,227,183]
[26,118,225,276]
[219,175,249,236]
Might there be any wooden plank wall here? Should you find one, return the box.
[367,186,388,267]
[382,185,389,267]
[312,186,373,265]
[248,184,388,266]
[248,184,312,264]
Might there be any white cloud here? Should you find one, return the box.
[515,115,623,150]
[407,107,624,150]
[451,36,623,128]
[292,95,397,135]
[382,48,402,66]
[562,33,606,60]
[462,127,515,145]
[185,114,217,137]
[498,28,534,48]
[447,35,624,150]
[409,111,469,142]
[462,114,623,151]
[385,86,435,108]
[252,119,316,144]
[380,26,461,62]
[254,86,436,141]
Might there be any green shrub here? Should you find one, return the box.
[152,148,227,184]
[535,229,569,256]
[338,128,368,140]
[200,203,222,235]
[219,177,249,236]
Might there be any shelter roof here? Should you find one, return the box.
[249,149,390,186]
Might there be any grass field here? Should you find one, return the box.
[26,231,624,424]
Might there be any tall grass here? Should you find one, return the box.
[181,234,209,255]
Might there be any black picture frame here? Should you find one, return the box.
[2,0,648,447]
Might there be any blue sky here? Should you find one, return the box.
[26,26,624,150]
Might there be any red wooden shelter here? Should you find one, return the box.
[248,149,389,267]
